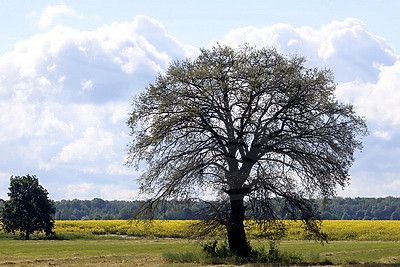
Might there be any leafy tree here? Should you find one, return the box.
[48,197,400,221]
[0,175,55,240]
[118,207,134,220]
[391,210,400,220]
[126,45,367,256]
[355,210,365,220]
[92,198,106,209]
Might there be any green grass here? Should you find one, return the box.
[0,239,198,266]
[0,239,400,266]
[277,240,400,265]
[163,251,202,263]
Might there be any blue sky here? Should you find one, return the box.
[1,1,400,200]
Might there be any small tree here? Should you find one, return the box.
[127,45,367,256]
[0,175,55,240]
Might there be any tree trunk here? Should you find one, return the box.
[25,221,31,240]
[227,192,250,257]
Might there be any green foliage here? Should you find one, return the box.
[319,196,400,220]
[198,240,303,264]
[53,199,206,220]
[0,175,55,240]
[255,242,303,264]
[201,240,231,258]
[51,197,400,221]
[163,240,304,265]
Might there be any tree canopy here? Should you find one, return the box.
[51,197,400,221]
[126,45,367,256]
[0,175,55,240]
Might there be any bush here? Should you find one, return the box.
[254,242,303,264]
[163,240,303,264]
[199,240,303,264]
[201,240,231,258]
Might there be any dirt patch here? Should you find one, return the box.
[0,254,163,266]
[322,249,385,256]
[379,256,400,264]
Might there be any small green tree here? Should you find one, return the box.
[0,175,55,240]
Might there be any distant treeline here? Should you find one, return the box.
[53,197,400,221]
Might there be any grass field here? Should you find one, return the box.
[279,241,400,265]
[1,220,400,266]
[0,239,399,266]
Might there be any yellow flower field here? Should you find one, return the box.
[51,220,400,241]
[54,220,198,238]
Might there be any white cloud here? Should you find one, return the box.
[66,182,95,199]
[81,79,93,91]
[52,127,114,163]
[336,61,400,125]
[384,179,400,191]
[210,18,398,83]
[212,17,400,131]
[0,15,196,177]
[35,106,74,138]
[107,162,140,175]
[0,15,196,199]
[1,16,400,199]
[374,130,392,140]
[108,103,130,124]
[99,184,140,200]
[340,172,399,197]
[64,182,139,200]
[37,4,77,30]
[0,96,36,142]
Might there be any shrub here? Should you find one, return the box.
[255,242,303,264]
[201,240,231,258]
[199,240,303,264]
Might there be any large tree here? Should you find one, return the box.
[0,175,55,240]
[126,45,367,256]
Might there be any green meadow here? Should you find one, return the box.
[1,220,400,266]
[1,238,400,266]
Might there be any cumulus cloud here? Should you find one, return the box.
[337,61,400,126]
[0,15,197,199]
[211,18,400,129]
[340,169,400,197]
[99,184,140,200]
[37,4,77,30]
[210,18,398,83]
[374,130,392,140]
[64,182,139,200]
[1,15,400,199]
[66,182,95,199]
[52,127,114,163]
[107,161,140,175]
